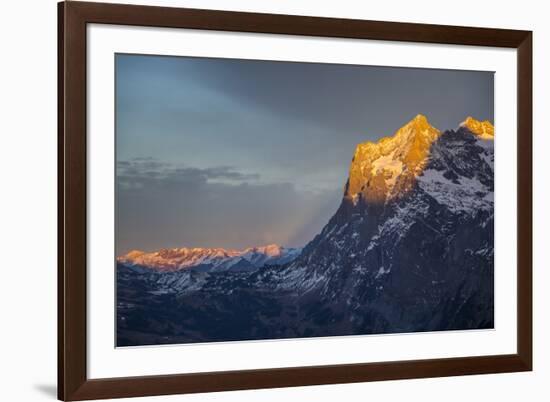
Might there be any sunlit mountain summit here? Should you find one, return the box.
[460,116,495,140]
[345,114,493,204]
[346,114,441,203]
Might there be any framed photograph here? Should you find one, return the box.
[58,1,532,400]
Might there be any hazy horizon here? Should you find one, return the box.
[116,54,494,255]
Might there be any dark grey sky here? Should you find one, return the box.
[116,54,494,255]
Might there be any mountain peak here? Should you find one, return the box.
[412,113,429,124]
[460,116,494,139]
[345,114,440,203]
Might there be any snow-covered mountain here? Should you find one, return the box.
[269,115,494,302]
[460,116,495,140]
[117,115,495,346]
[118,244,301,273]
[346,114,441,203]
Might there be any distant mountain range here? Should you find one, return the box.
[117,115,494,346]
[118,244,301,273]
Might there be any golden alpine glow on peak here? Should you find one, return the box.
[461,116,494,140]
[345,114,441,203]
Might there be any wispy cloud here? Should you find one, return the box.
[117,157,260,190]
[115,157,340,255]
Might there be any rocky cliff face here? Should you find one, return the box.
[117,116,495,346]
[345,114,440,203]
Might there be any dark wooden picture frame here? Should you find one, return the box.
[58,1,532,400]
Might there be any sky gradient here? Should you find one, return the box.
[116,54,494,255]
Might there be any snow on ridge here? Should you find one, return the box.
[118,244,302,272]
[417,168,493,213]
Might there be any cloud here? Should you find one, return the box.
[116,158,341,255]
[117,158,260,191]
